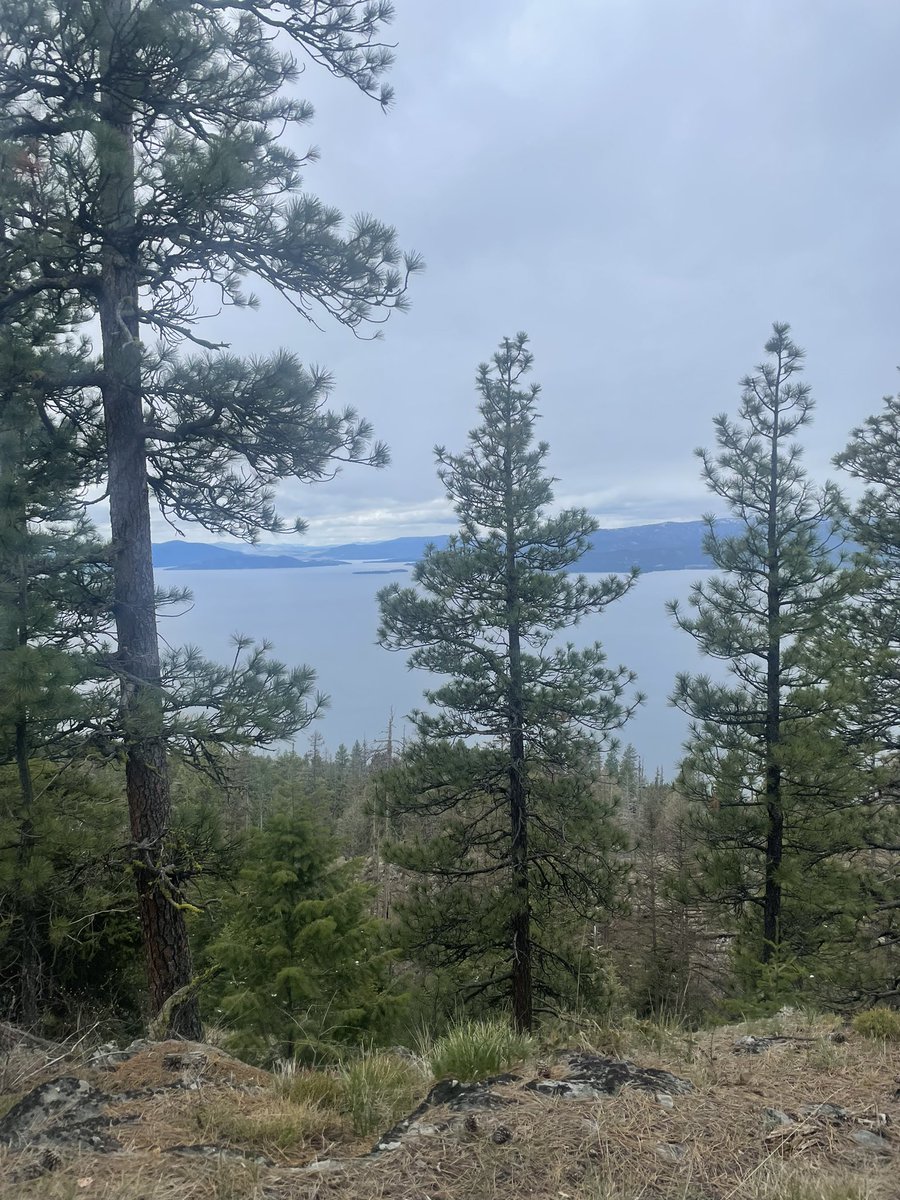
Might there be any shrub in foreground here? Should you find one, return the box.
[851,1006,900,1041]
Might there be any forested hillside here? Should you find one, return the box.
[0,3,898,1197]
[3,311,898,1045]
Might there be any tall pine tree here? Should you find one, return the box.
[378,334,638,1031]
[835,395,900,753]
[0,1,419,1034]
[669,323,859,978]
[828,394,900,1002]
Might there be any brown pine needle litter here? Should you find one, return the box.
[0,1013,897,1200]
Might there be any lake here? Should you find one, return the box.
[155,565,720,776]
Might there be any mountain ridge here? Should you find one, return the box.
[153,519,739,573]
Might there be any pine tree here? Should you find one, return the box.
[206,807,400,1063]
[0,286,117,1022]
[377,334,639,1031]
[0,1,419,1034]
[834,395,900,752]
[669,323,860,977]
[617,778,704,1018]
[828,394,900,1002]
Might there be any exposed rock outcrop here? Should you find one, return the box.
[372,1051,694,1153]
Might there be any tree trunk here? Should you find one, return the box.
[97,0,199,1038]
[762,364,783,965]
[507,628,532,1032]
[503,405,532,1033]
[14,717,41,1027]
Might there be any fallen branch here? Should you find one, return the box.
[0,1022,65,1055]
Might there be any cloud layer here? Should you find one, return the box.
[146,0,899,545]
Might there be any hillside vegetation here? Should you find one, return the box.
[1,7,898,1200]
[1,1011,897,1199]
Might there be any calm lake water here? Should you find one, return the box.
[155,565,719,776]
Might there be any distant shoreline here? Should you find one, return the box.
[153,518,740,575]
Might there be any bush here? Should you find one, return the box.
[425,1018,533,1083]
[851,1006,900,1041]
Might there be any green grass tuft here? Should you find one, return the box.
[338,1051,427,1136]
[274,1051,427,1138]
[425,1017,534,1083]
[851,1006,900,1041]
[277,1064,345,1110]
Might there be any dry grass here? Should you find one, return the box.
[0,1014,896,1200]
[103,1040,271,1093]
[192,1092,345,1160]
[0,1151,269,1199]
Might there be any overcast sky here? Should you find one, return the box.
[181,0,900,546]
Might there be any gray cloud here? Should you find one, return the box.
[155,0,900,546]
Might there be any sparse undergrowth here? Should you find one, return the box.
[194,1091,344,1156]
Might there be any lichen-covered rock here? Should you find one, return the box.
[88,1039,151,1071]
[733,1034,814,1055]
[536,1052,693,1099]
[432,1074,521,1110]
[0,1077,118,1153]
[372,1052,693,1153]
[733,1035,782,1054]
[371,1074,521,1151]
[166,1143,274,1166]
[763,1107,793,1128]
[799,1103,849,1123]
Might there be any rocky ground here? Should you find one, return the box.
[0,1014,897,1199]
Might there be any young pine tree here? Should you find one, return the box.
[669,323,861,981]
[378,334,639,1031]
[205,808,401,1064]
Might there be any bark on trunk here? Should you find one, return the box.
[504,411,532,1033]
[14,720,41,1027]
[97,0,200,1038]
[508,626,532,1033]
[762,361,783,965]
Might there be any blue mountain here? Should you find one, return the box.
[301,521,740,572]
[152,541,346,570]
[153,520,744,574]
